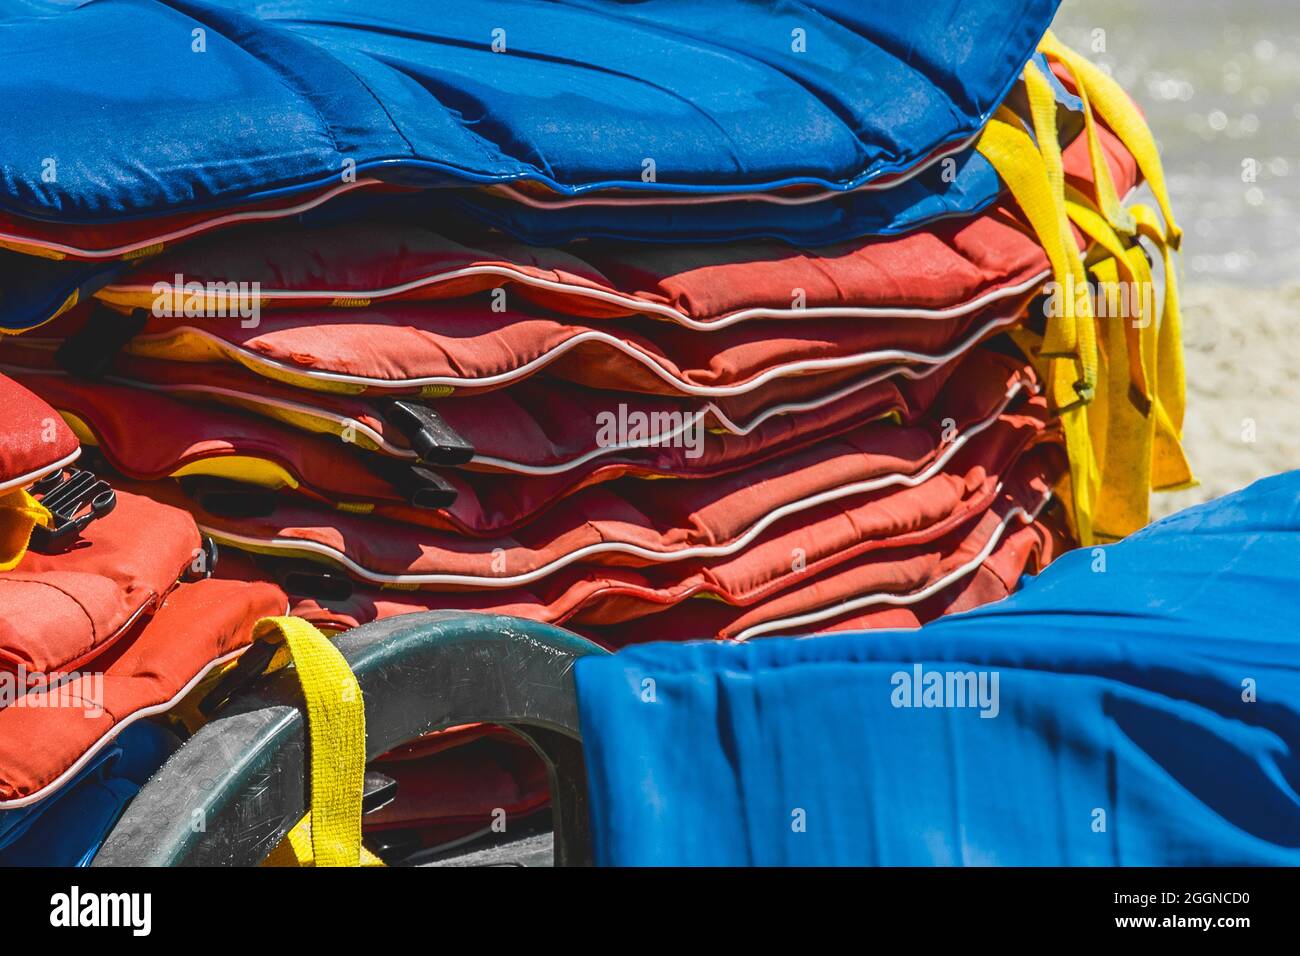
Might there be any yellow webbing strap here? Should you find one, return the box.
[1063,186,1155,409]
[976,107,1099,544]
[0,488,52,572]
[1034,42,1132,237]
[1021,62,1094,368]
[1086,255,1154,539]
[978,112,1095,393]
[1128,204,1194,492]
[263,816,386,868]
[252,616,368,867]
[1039,31,1182,249]
[1127,205,1186,426]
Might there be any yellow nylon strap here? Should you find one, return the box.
[1035,40,1133,236]
[253,616,365,867]
[1086,255,1155,539]
[0,488,52,572]
[1128,204,1194,491]
[1022,61,1087,366]
[1039,31,1181,249]
[1023,62,1069,224]
[1063,187,1155,409]
[977,105,1099,544]
[976,108,1096,401]
[1127,204,1186,430]
[263,816,386,868]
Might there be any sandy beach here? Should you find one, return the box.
[1153,282,1300,517]
[1052,0,1299,515]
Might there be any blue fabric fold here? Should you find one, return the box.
[0,0,1059,222]
[0,721,180,867]
[576,472,1300,865]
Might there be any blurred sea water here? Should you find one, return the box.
[1053,0,1300,285]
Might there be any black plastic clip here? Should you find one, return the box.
[252,555,354,603]
[179,476,279,518]
[198,637,280,718]
[379,399,474,466]
[28,468,117,553]
[365,456,459,510]
[182,534,220,582]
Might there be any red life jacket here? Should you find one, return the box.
[283,446,1061,642]
[364,737,549,851]
[243,430,1062,637]
[100,119,1136,330]
[135,376,1052,595]
[0,574,285,808]
[587,452,1067,643]
[6,344,1033,539]
[0,373,80,496]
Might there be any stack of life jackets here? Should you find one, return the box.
[0,372,289,864]
[0,0,1191,861]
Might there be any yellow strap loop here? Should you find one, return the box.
[1039,31,1181,249]
[0,488,52,572]
[1127,204,1186,430]
[1022,61,1091,367]
[1035,45,1133,237]
[263,816,386,868]
[1063,186,1155,410]
[253,615,366,867]
[976,107,1096,400]
[977,102,1100,544]
[1127,203,1194,492]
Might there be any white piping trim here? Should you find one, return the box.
[121,379,405,457]
[0,645,249,810]
[134,310,1019,397]
[197,381,1027,589]
[730,489,1052,641]
[0,335,1010,479]
[472,352,987,475]
[0,364,411,459]
[0,446,81,496]
[0,179,381,261]
[104,262,1049,333]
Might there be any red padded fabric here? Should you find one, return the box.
[20,347,1031,540]
[4,367,402,505]
[128,290,1026,399]
[2,337,970,472]
[567,442,1064,629]
[587,464,1066,644]
[0,489,201,676]
[266,439,1063,636]
[7,348,1032,531]
[0,373,78,493]
[805,505,1072,635]
[7,356,1023,545]
[105,120,1138,328]
[137,382,1053,590]
[0,576,286,806]
[364,736,548,834]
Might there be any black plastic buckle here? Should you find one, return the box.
[182,534,220,582]
[198,637,280,717]
[179,476,279,518]
[379,399,474,466]
[28,468,117,553]
[249,555,354,603]
[365,455,458,510]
